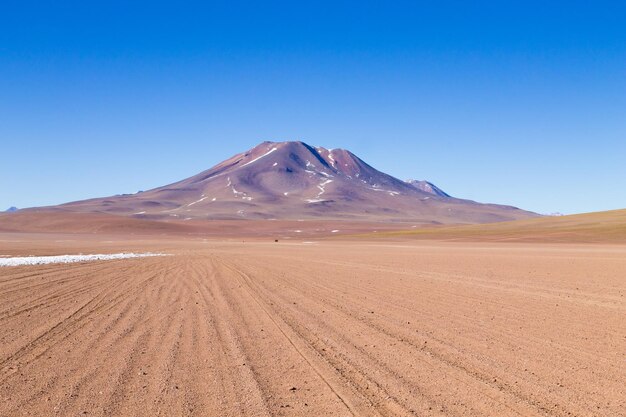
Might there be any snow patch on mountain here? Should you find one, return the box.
[241,147,278,167]
[405,179,450,197]
[227,177,253,201]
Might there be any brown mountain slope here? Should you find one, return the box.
[33,141,536,223]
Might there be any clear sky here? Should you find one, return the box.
[1,1,625,214]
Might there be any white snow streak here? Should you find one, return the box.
[317,179,333,195]
[0,253,166,267]
[187,195,208,207]
[370,187,400,196]
[227,177,253,201]
[328,150,336,167]
[306,178,333,204]
[241,147,278,167]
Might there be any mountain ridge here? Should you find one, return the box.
[45,141,538,223]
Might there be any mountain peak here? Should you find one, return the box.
[58,140,536,223]
[406,179,451,197]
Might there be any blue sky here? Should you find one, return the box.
[1,1,625,214]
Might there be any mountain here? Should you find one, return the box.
[405,180,450,197]
[5,207,18,212]
[54,141,537,223]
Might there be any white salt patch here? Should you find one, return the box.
[134,211,146,215]
[273,162,278,167]
[0,253,166,267]
[331,230,340,233]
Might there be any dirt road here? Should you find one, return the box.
[1,240,624,416]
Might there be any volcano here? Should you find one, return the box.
[52,141,536,223]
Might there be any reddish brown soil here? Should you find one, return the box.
[0,210,422,239]
[1,236,624,416]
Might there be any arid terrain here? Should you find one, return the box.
[375,208,626,244]
[4,1,623,415]
[1,232,624,416]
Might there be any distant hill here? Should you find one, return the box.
[369,208,626,243]
[405,180,450,197]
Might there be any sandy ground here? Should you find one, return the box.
[0,236,624,416]
[373,208,626,244]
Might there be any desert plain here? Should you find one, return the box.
[0,221,624,417]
